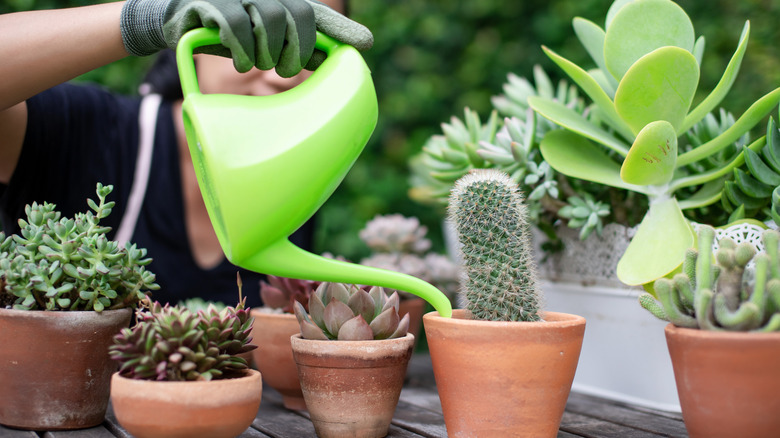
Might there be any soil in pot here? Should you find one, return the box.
[291,333,415,438]
[110,368,263,438]
[424,309,585,438]
[0,307,132,430]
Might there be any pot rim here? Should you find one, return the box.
[250,308,296,319]
[112,368,261,387]
[664,323,780,340]
[0,306,132,317]
[423,308,585,328]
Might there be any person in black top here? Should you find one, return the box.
[0,0,371,307]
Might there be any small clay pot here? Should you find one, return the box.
[424,309,586,438]
[399,297,426,347]
[110,369,263,438]
[665,324,780,438]
[250,310,306,410]
[0,307,132,430]
[291,333,415,438]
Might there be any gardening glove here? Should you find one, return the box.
[120,0,373,77]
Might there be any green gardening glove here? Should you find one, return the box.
[120,0,373,77]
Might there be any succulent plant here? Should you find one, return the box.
[639,225,780,332]
[0,183,159,311]
[293,282,410,341]
[110,280,256,381]
[449,169,542,322]
[259,275,320,313]
[358,214,432,254]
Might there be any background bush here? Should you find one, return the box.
[3,0,779,260]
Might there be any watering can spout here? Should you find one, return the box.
[247,239,453,317]
[177,28,452,317]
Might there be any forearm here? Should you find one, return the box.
[0,1,129,111]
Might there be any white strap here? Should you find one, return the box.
[115,93,162,246]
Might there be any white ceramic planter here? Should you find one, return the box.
[542,280,680,412]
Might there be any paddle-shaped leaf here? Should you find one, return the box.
[539,130,647,194]
[614,46,699,135]
[604,0,695,80]
[616,197,694,285]
[621,120,677,185]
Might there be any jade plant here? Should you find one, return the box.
[0,183,159,311]
[639,225,780,331]
[449,168,542,322]
[293,282,410,341]
[527,0,780,286]
[109,279,256,381]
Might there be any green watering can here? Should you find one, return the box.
[176,28,452,317]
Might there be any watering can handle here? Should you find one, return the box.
[176,27,343,98]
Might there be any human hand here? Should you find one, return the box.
[120,0,373,76]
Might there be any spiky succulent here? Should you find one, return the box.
[449,169,542,322]
[293,282,409,341]
[639,225,780,331]
[259,275,320,313]
[0,183,159,311]
[109,292,256,381]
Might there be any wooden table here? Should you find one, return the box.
[0,354,688,438]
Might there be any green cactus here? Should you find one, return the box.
[639,225,780,332]
[293,282,410,341]
[449,169,542,322]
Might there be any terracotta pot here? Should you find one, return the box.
[291,333,415,438]
[111,369,262,438]
[250,310,306,410]
[424,309,586,438]
[0,307,132,430]
[399,297,426,346]
[665,324,780,438]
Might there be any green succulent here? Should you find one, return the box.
[293,282,410,341]
[449,169,542,322]
[0,183,159,311]
[639,225,780,332]
[109,293,256,381]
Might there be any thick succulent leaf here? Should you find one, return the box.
[323,298,354,338]
[614,47,699,135]
[328,283,351,304]
[604,0,694,80]
[528,96,630,156]
[734,168,773,198]
[308,290,326,329]
[692,35,705,66]
[347,288,375,324]
[337,316,374,341]
[680,22,750,134]
[572,17,617,90]
[540,130,648,194]
[605,0,636,29]
[677,178,726,210]
[300,319,329,340]
[616,197,694,286]
[368,286,386,316]
[389,313,410,339]
[724,181,767,210]
[382,291,401,315]
[369,308,400,340]
[620,120,677,185]
[542,46,632,140]
[677,88,780,167]
[743,146,780,186]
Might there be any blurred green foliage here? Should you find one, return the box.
[3,0,779,260]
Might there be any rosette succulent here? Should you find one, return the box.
[0,183,159,311]
[109,293,256,381]
[259,275,320,313]
[293,282,410,341]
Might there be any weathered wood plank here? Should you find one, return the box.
[253,387,317,437]
[0,425,38,438]
[390,399,447,437]
[559,411,672,438]
[565,392,687,438]
[41,426,115,438]
[398,386,443,415]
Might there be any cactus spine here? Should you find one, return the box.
[449,169,542,322]
[639,225,780,332]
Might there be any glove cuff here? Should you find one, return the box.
[120,0,169,57]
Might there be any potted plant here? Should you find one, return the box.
[638,225,780,438]
[252,275,320,410]
[0,183,159,430]
[108,285,260,438]
[291,282,413,438]
[423,168,586,437]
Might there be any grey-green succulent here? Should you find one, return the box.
[293,282,410,341]
[0,183,159,311]
[639,225,780,332]
[449,169,542,322]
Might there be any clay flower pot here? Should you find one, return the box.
[424,309,586,438]
[291,333,415,438]
[110,369,263,438]
[250,310,306,410]
[0,307,132,430]
[665,324,780,438]
[399,297,426,346]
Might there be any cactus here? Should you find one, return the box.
[293,282,409,341]
[639,225,780,332]
[449,169,542,322]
